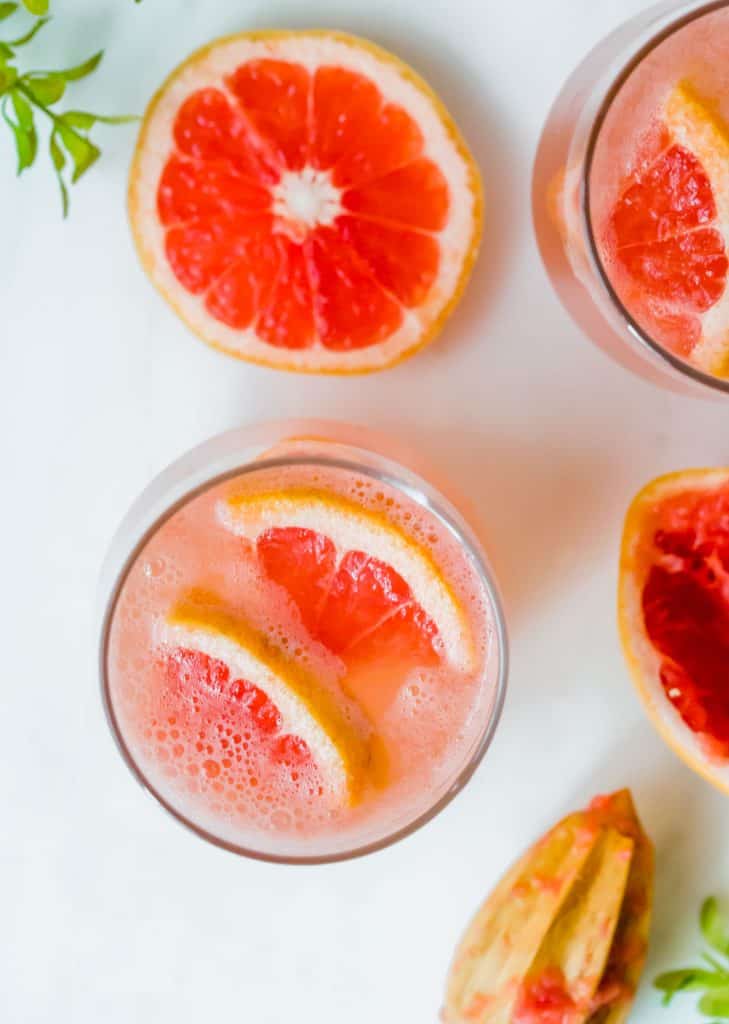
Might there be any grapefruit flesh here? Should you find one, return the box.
[163,646,317,779]
[130,32,482,373]
[606,83,729,377]
[256,527,441,668]
[619,469,729,790]
[512,968,578,1024]
[218,486,475,718]
[157,588,374,805]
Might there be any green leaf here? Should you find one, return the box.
[49,131,69,216]
[654,968,720,991]
[0,41,13,58]
[0,3,18,20]
[58,50,102,82]
[654,968,722,1004]
[8,15,49,46]
[2,94,36,171]
[699,990,729,1017]
[10,88,33,128]
[57,121,99,181]
[702,899,729,960]
[49,128,63,170]
[90,112,138,125]
[0,62,17,90]
[61,109,138,131]
[23,72,65,104]
[21,0,48,14]
[60,109,94,130]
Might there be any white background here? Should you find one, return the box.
[2,0,728,1020]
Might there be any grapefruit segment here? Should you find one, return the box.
[257,237,315,348]
[226,59,310,171]
[157,588,373,805]
[171,88,278,184]
[217,487,475,674]
[311,66,424,187]
[619,468,729,794]
[335,216,440,307]
[308,227,403,349]
[129,30,482,373]
[342,157,450,230]
[608,83,729,377]
[157,156,271,225]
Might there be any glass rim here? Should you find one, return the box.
[581,0,729,396]
[99,446,510,865]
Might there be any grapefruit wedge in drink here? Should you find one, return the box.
[101,427,505,860]
[603,83,729,377]
[129,31,482,373]
[619,468,729,794]
[217,485,477,717]
[159,588,374,806]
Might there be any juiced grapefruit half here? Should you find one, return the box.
[619,468,729,794]
[608,83,729,377]
[157,588,374,804]
[217,487,476,680]
[129,30,482,373]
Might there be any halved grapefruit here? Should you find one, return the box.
[157,587,374,804]
[217,487,476,685]
[619,468,729,794]
[607,82,729,377]
[129,30,482,373]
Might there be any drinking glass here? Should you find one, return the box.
[533,0,729,397]
[98,420,508,862]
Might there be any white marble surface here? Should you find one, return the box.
[3,0,729,1020]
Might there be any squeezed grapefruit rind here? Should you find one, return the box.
[618,468,729,796]
[218,485,477,672]
[128,29,483,375]
[160,587,374,803]
[443,789,653,1024]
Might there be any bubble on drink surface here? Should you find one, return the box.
[143,557,166,578]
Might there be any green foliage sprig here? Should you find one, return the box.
[655,896,729,1021]
[0,2,137,214]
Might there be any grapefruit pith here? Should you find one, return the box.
[129,30,482,374]
[158,588,375,805]
[606,83,729,378]
[619,468,729,794]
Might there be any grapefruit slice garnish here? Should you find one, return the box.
[157,587,374,804]
[619,468,729,794]
[217,487,476,676]
[608,82,729,377]
[129,30,482,374]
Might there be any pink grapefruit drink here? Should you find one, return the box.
[100,424,506,862]
[533,0,729,396]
